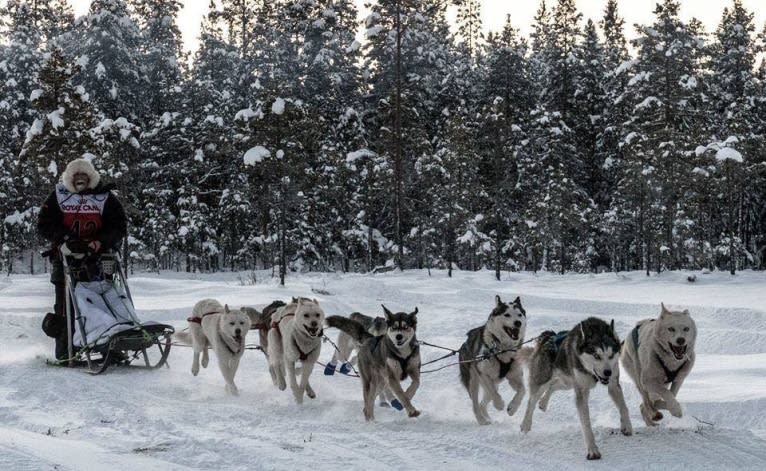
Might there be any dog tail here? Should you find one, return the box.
[516,345,535,365]
[263,300,287,318]
[174,330,191,345]
[326,315,373,343]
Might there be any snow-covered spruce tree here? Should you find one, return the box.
[705,0,762,272]
[288,0,367,271]
[238,95,309,285]
[362,0,429,269]
[617,0,707,273]
[522,0,592,273]
[598,0,633,271]
[475,18,534,278]
[68,0,146,125]
[455,0,483,62]
[130,0,185,118]
[399,0,455,271]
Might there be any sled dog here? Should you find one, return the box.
[267,297,325,403]
[175,299,250,396]
[326,305,421,421]
[621,303,697,426]
[242,300,287,358]
[324,312,387,375]
[459,295,527,425]
[520,317,632,460]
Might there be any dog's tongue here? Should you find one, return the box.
[670,343,686,359]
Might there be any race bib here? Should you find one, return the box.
[55,183,108,239]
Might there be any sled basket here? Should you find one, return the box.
[59,250,174,375]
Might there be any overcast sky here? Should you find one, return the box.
[67,0,765,54]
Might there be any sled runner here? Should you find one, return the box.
[55,248,174,374]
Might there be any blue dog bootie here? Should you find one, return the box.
[323,361,337,376]
[390,398,404,411]
[339,362,352,375]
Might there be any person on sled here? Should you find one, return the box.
[37,157,127,360]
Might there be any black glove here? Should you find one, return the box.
[60,239,89,257]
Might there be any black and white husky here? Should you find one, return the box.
[520,317,632,460]
[326,306,421,421]
[459,295,527,425]
[621,303,697,426]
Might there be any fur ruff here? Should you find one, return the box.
[62,158,101,193]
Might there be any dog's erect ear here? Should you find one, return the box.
[579,322,586,339]
[313,298,319,305]
[514,296,521,304]
[382,305,394,320]
[409,307,418,322]
[660,302,669,315]
[610,319,615,334]
[292,296,299,303]
[495,295,502,307]
[224,304,230,313]
[682,309,690,315]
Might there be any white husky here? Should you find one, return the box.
[175,299,250,396]
[267,297,325,404]
[621,303,697,426]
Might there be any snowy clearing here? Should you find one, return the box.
[1,269,766,470]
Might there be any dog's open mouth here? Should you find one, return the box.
[593,372,610,385]
[504,326,520,340]
[669,343,687,360]
[234,334,243,344]
[305,326,320,337]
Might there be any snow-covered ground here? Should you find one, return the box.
[1,269,766,470]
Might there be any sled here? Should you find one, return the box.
[57,249,174,375]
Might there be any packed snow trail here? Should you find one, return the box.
[1,269,765,470]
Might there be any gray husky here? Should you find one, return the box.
[520,317,632,460]
[326,306,421,421]
[324,312,387,376]
[459,295,527,425]
[621,303,697,426]
[267,297,325,403]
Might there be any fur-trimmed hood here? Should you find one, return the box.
[61,158,101,193]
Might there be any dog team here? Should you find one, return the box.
[173,295,697,460]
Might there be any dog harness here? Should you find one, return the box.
[293,337,318,362]
[370,336,418,380]
[551,330,569,353]
[271,312,295,331]
[187,311,220,324]
[484,335,515,378]
[631,322,686,384]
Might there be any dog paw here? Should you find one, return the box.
[379,401,390,408]
[669,404,683,418]
[537,402,548,412]
[390,399,404,411]
[323,363,336,376]
[225,384,239,396]
[477,417,491,426]
[621,423,633,436]
[520,421,532,433]
[191,366,199,376]
[586,447,602,460]
[306,389,316,399]
[408,409,421,418]
[339,363,352,375]
[492,397,505,411]
[507,401,521,416]
[201,358,209,368]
